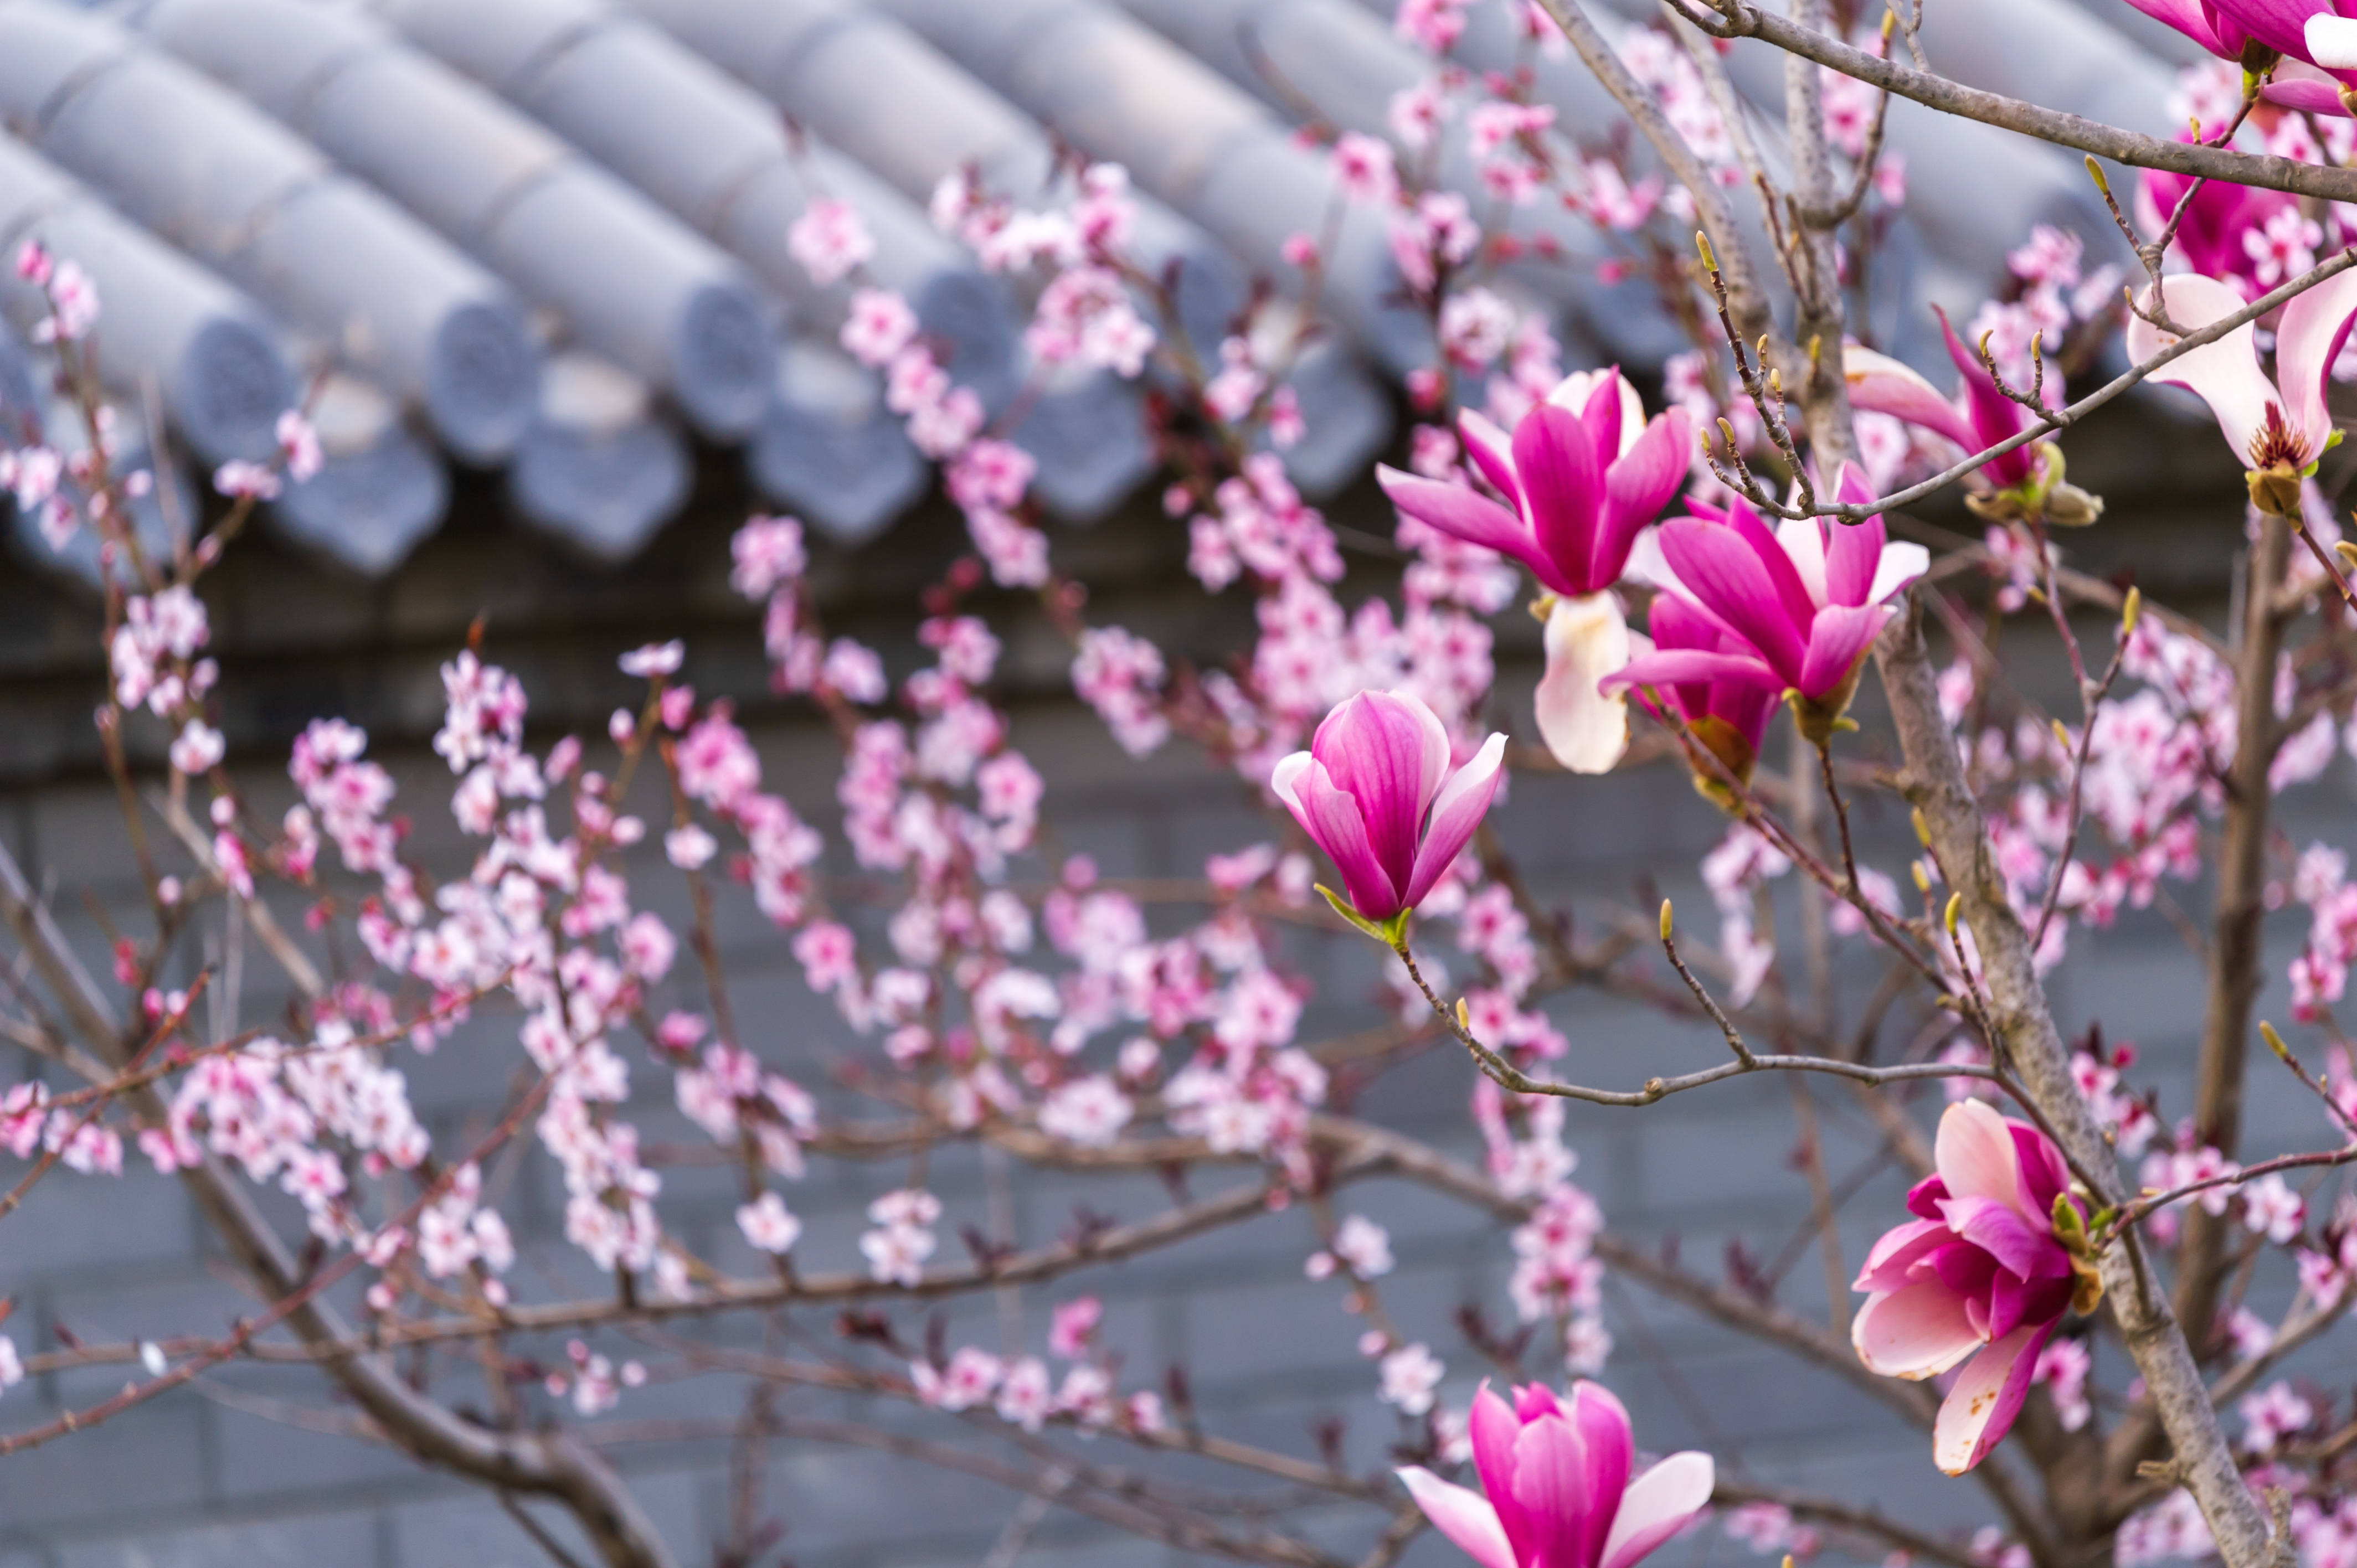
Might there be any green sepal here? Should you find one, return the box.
[1316,883,1409,949]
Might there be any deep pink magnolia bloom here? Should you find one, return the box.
[2124,269,2357,501]
[1607,470,1927,739]
[1397,1381,1713,1568]
[1852,1101,2096,1475]
[1270,690,1506,929]
[1844,308,2047,489]
[1376,370,1692,775]
[1375,369,1692,603]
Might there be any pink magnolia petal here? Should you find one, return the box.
[1774,515,1830,608]
[2310,9,2357,64]
[1549,368,1645,457]
[1657,519,1808,684]
[1936,1100,2025,1214]
[1279,753,1401,921]
[1938,1194,2067,1281]
[1843,343,1980,452]
[1867,541,1931,605]
[1533,592,1632,775]
[2123,274,2277,467]
[1596,409,1692,582]
[1854,1216,1954,1293]
[2275,263,2357,457]
[1601,1452,1715,1568]
[1378,466,1562,590]
[1509,1415,1592,1568]
[1398,1467,1518,1568]
[1469,1384,1540,1566]
[2263,58,2352,114]
[1567,1382,1635,1568]
[1403,733,1506,908]
[2009,1124,2070,1221]
[1514,1383,1563,1422]
[2120,0,2243,53]
[1933,1322,2055,1475]
[1795,603,1889,702]
[2211,0,2319,55]
[1515,404,1607,594]
[1459,409,1523,502]
[1821,512,1886,608]
[1578,372,1626,470]
[1605,647,1788,695]
[1851,1280,1983,1379]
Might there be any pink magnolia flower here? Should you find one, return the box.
[1375,370,1690,773]
[1610,470,1927,742]
[1843,308,2048,491]
[1271,691,1506,934]
[1397,1380,1713,1568]
[2124,267,2357,508]
[1851,1101,2099,1475]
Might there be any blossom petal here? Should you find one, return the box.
[2123,275,2278,468]
[2275,262,2357,458]
[1597,409,1692,583]
[1398,1467,1517,1568]
[1851,1280,1982,1379]
[1843,343,1981,452]
[1776,516,1831,610]
[1796,603,1889,702]
[2262,58,2351,115]
[1533,592,1632,775]
[1566,1381,1635,1568]
[1469,1384,1540,1567]
[1936,306,2040,484]
[1605,648,1788,695]
[1515,404,1607,594]
[1866,541,1930,605]
[2310,9,2357,65]
[1378,466,1561,590]
[1509,1415,1592,1568]
[1822,513,1886,608]
[1936,1100,2025,1215]
[1281,754,1400,921]
[1933,1322,2055,1475]
[1602,1452,1715,1568]
[1458,409,1523,502]
[1853,1217,1955,1293]
[1657,518,1808,683]
[1403,733,1506,908]
[1938,1194,2066,1281]
[2009,1124,2069,1223]
[1550,367,1646,457]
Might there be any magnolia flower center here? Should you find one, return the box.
[2248,401,2312,473]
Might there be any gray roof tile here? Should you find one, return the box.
[0,0,2180,580]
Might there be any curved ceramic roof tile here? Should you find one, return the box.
[0,130,294,463]
[117,0,778,441]
[0,0,540,463]
[0,0,2190,576]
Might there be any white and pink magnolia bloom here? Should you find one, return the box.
[1270,691,1506,931]
[1397,1381,1712,1568]
[1376,369,1690,773]
[2123,270,2357,502]
[1851,1101,2097,1474]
